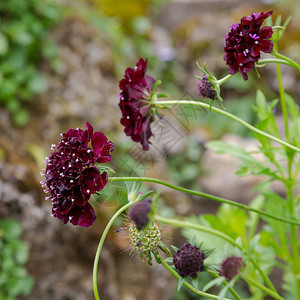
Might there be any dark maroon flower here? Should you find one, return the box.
[173,243,206,278]
[224,11,273,80]
[119,58,157,151]
[198,75,217,99]
[220,256,243,281]
[129,199,152,230]
[41,122,114,227]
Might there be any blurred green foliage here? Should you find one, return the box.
[0,218,34,300]
[167,137,204,190]
[0,0,61,126]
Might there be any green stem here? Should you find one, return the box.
[109,177,300,226]
[155,215,278,295]
[217,74,234,85]
[156,100,300,154]
[273,45,300,299]
[208,271,241,300]
[274,53,289,139]
[93,202,134,300]
[241,274,284,300]
[287,165,300,299]
[257,58,294,68]
[271,51,300,71]
[160,259,232,300]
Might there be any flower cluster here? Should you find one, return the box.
[129,199,152,230]
[173,243,206,278]
[119,58,157,151]
[41,122,114,227]
[198,75,217,99]
[220,256,243,281]
[224,11,273,80]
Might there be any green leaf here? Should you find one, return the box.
[206,140,279,179]
[27,75,47,94]
[218,283,231,300]
[0,219,23,240]
[190,235,196,246]
[263,193,289,250]
[12,109,29,127]
[0,32,9,55]
[204,248,215,258]
[157,92,169,98]
[171,245,179,252]
[202,277,225,292]
[192,277,198,290]
[10,240,29,264]
[164,257,173,263]
[248,234,260,256]
[177,277,185,292]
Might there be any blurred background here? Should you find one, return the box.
[0,0,300,299]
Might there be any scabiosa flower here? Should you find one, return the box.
[41,122,114,227]
[224,11,273,80]
[173,243,206,278]
[119,58,158,151]
[220,256,243,281]
[198,75,217,99]
[129,199,152,230]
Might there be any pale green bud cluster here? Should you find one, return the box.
[128,221,161,254]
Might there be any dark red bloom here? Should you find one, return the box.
[119,58,157,151]
[41,122,114,227]
[220,256,243,281]
[198,75,217,99]
[224,11,273,80]
[173,243,206,278]
[129,199,152,230]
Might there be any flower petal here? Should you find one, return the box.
[261,39,274,53]
[69,203,96,227]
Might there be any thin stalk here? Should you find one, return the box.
[287,164,300,299]
[156,100,300,154]
[217,74,233,85]
[93,202,134,300]
[274,45,300,299]
[272,51,300,71]
[208,271,241,300]
[274,53,289,139]
[160,259,232,300]
[109,177,300,226]
[241,274,284,300]
[257,58,293,68]
[155,215,278,295]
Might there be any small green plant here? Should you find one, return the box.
[0,0,61,126]
[41,9,300,300]
[0,218,34,300]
